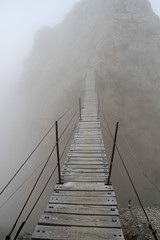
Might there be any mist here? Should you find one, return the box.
[1,0,160,239]
[0,0,80,237]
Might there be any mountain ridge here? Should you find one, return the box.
[20,0,160,206]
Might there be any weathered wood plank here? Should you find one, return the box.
[65,161,107,165]
[73,139,103,143]
[69,147,105,151]
[67,156,107,160]
[45,203,118,215]
[61,172,108,177]
[62,167,108,173]
[32,226,124,240]
[71,144,104,147]
[68,153,106,157]
[55,182,113,191]
[61,176,107,182]
[63,164,108,169]
[38,213,121,228]
[49,196,117,206]
[53,190,115,197]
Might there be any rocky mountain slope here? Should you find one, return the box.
[21,0,160,206]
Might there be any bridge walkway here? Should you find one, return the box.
[31,72,125,240]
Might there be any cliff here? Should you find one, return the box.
[20,0,160,206]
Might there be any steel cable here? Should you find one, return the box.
[60,118,78,161]
[101,106,160,208]
[57,101,77,122]
[0,154,56,209]
[100,108,158,239]
[1,102,77,196]
[13,164,58,240]
[6,142,56,239]
[58,109,78,141]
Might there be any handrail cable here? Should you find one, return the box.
[0,123,55,196]
[57,101,77,122]
[58,109,78,141]
[1,102,76,196]
[121,131,160,209]
[6,142,56,239]
[100,108,158,239]
[101,107,160,207]
[60,118,78,161]
[100,108,114,139]
[13,164,58,240]
[0,155,55,209]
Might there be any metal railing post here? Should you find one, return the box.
[128,200,145,240]
[107,122,119,185]
[55,121,61,184]
[79,98,82,120]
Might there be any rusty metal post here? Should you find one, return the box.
[55,121,61,184]
[107,122,119,185]
[79,97,82,121]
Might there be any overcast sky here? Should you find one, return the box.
[0,0,160,86]
[0,0,79,86]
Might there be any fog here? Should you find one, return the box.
[0,0,80,237]
[1,0,160,238]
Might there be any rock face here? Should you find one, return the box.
[21,0,160,206]
[119,206,160,239]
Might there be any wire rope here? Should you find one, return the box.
[60,118,78,161]
[58,109,78,141]
[12,164,58,240]
[1,102,77,196]
[7,142,56,238]
[100,108,158,238]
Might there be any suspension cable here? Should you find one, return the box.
[1,102,77,196]
[57,102,77,122]
[60,118,78,161]
[6,142,56,239]
[101,107,160,206]
[0,156,52,209]
[120,131,160,209]
[100,108,158,239]
[0,124,55,196]
[58,109,78,141]
[12,164,58,240]
[100,108,114,139]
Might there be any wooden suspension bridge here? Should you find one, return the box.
[31,71,125,240]
[3,71,158,240]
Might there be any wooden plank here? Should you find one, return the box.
[71,144,104,147]
[70,147,105,151]
[64,161,107,165]
[66,157,107,162]
[54,182,113,191]
[38,213,121,228]
[49,196,117,206]
[74,135,102,138]
[62,167,108,173]
[76,130,101,133]
[63,164,108,169]
[61,172,108,177]
[45,203,118,215]
[61,176,107,182]
[72,139,103,144]
[32,226,125,240]
[53,190,115,197]
[67,155,107,158]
